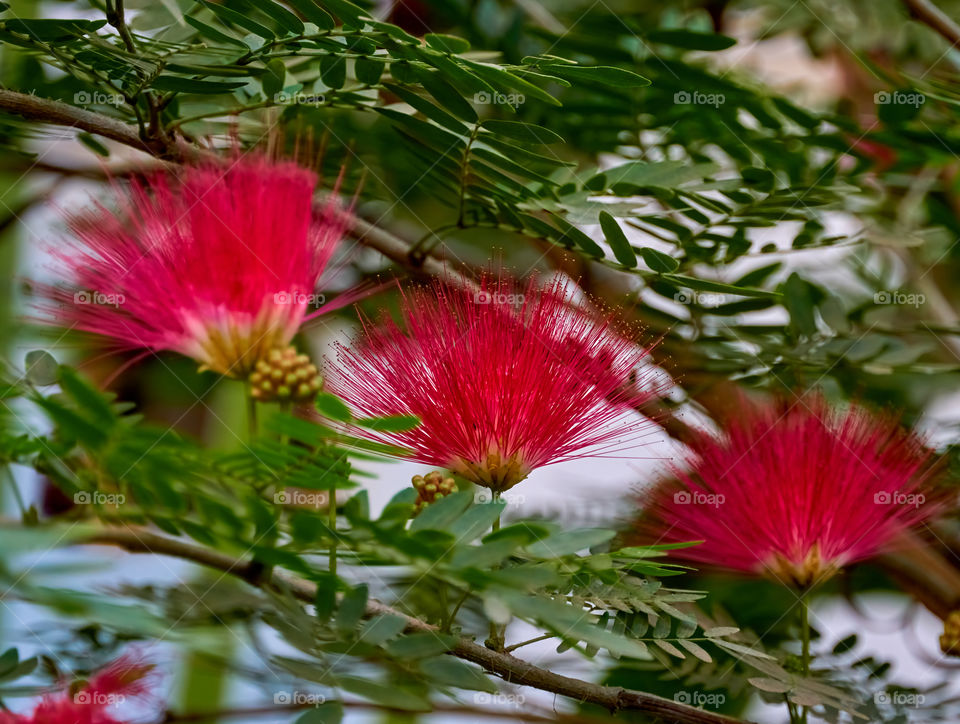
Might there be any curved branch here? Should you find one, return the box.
[904,0,960,46]
[86,526,751,724]
[0,89,150,153]
[0,89,473,288]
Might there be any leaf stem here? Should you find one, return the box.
[446,587,471,632]
[504,634,552,653]
[487,490,505,649]
[246,388,258,442]
[328,483,338,577]
[799,588,810,724]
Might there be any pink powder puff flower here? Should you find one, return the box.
[38,154,348,377]
[0,652,156,724]
[327,274,666,492]
[634,395,941,588]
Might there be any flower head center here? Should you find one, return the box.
[451,449,531,493]
[764,543,841,588]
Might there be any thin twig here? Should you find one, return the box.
[83,525,752,724]
[903,0,960,46]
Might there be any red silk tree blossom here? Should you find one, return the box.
[39,155,348,377]
[0,653,156,724]
[327,275,666,492]
[634,396,940,588]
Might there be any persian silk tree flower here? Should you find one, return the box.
[39,155,348,377]
[0,653,156,724]
[327,275,665,492]
[634,396,940,588]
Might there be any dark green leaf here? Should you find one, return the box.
[262,58,286,99]
[554,218,603,257]
[184,15,247,46]
[409,491,473,532]
[57,367,115,425]
[781,272,818,338]
[253,0,304,34]
[424,33,470,54]
[320,54,346,89]
[355,414,420,432]
[541,64,650,87]
[482,119,562,145]
[199,1,275,38]
[338,677,430,711]
[313,572,338,623]
[383,83,467,133]
[285,0,335,29]
[385,633,456,658]
[663,274,778,298]
[355,56,383,85]
[151,76,246,94]
[358,614,407,646]
[334,583,368,633]
[419,657,496,692]
[418,70,478,123]
[461,59,561,107]
[318,0,368,24]
[598,211,637,268]
[315,394,352,422]
[2,18,106,41]
[647,29,737,51]
[77,132,110,157]
[526,528,615,557]
[294,702,343,724]
[639,247,680,273]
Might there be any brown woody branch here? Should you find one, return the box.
[0,89,474,288]
[161,699,611,724]
[86,526,750,724]
[0,89,156,154]
[903,0,960,46]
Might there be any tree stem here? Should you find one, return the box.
[83,525,752,724]
[246,390,258,442]
[799,588,811,724]
[328,484,338,577]
[487,490,505,649]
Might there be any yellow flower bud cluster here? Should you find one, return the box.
[412,470,456,513]
[249,346,322,402]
